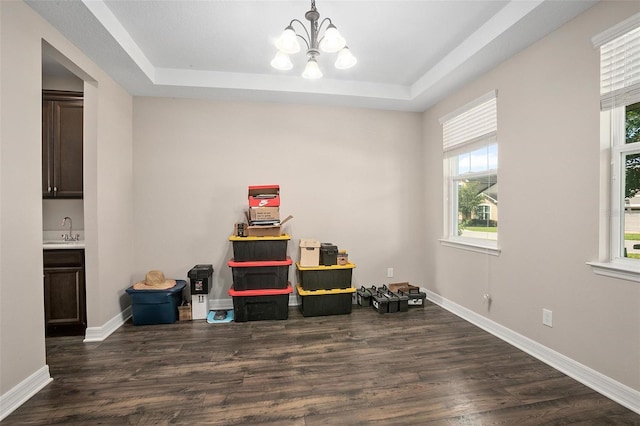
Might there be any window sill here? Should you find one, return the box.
[587,261,640,283]
[439,238,501,256]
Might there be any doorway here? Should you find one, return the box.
[41,44,86,338]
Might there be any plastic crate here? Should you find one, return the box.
[296,284,355,317]
[228,257,292,290]
[296,262,355,290]
[228,284,292,322]
[397,288,427,308]
[125,280,186,325]
[356,286,374,307]
[394,290,409,312]
[380,285,408,312]
[229,234,290,261]
[371,291,390,314]
[320,243,338,266]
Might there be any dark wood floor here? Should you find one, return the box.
[4,301,639,425]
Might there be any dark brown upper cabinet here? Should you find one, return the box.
[42,90,83,199]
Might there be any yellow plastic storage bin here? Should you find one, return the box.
[296,262,355,290]
[296,283,355,317]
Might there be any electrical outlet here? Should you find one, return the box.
[542,308,553,327]
[387,267,393,278]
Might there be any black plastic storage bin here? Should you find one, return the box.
[320,243,338,266]
[371,291,390,314]
[228,284,292,322]
[380,285,408,312]
[188,264,214,294]
[228,257,292,290]
[296,262,355,290]
[296,284,355,317]
[394,290,409,312]
[383,291,400,313]
[126,280,186,325]
[228,234,290,261]
[356,286,373,307]
[397,288,427,308]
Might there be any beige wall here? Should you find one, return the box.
[132,98,425,297]
[0,0,134,399]
[423,1,640,391]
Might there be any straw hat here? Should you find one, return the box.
[133,270,176,290]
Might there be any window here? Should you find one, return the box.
[477,205,491,222]
[440,91,499,254]
[590,13,640,280]
[612,103,640,260]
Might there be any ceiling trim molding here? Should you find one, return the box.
[81,0,155,81]
[410,0,543,98]
[154,67,412,100]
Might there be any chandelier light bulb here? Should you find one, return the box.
[275,26,301,54]
[319,24,346,53]
[270,51,293,70]
[302,58,323,79]
[334,46,357,69]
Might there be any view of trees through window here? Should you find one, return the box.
[623,103,640,258]
[453,142,498,241]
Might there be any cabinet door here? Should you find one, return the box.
[42,100,54,197]
[52,99,83,198]
[44,266,86,336]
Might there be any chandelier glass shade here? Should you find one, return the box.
[271,0,356,79]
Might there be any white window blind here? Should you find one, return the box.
[440,91,497,152]
[598,22,640,110]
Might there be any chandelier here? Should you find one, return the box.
[270,0,357,79]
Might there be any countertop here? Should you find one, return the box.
[43,240,85,250]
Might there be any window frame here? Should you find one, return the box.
[588,14,640,281]
[439,91,500,256]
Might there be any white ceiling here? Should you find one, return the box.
[28,0,597,112]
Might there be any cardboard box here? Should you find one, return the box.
[249,206,280,221]
[388,282,419,293]
[248,185,280,207]
[245,215,293,237]
[299,239,320,267]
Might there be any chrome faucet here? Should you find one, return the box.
[61,217,79,241]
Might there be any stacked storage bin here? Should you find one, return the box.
[228,186,292,322]
[228,235,292,321]
[296,239,356,317]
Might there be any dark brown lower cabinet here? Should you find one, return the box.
[43,249,86,336]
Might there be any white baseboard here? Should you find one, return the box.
[83,306,132,342]
[0,365,52,421]
[424,289,640,415]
